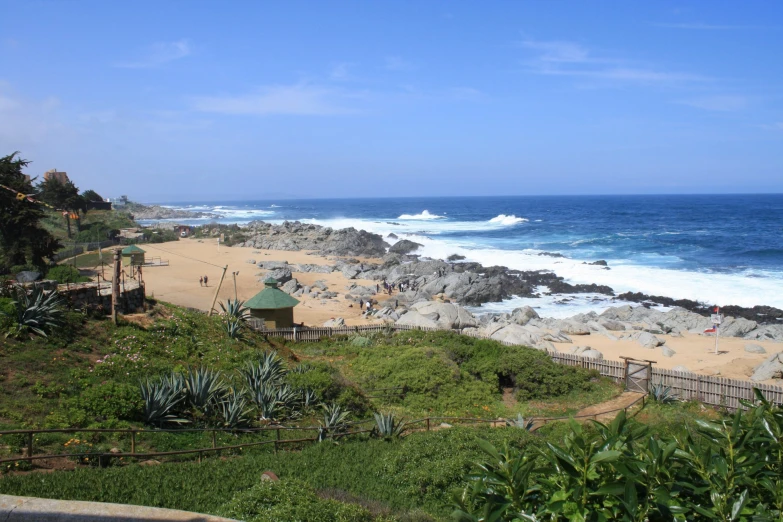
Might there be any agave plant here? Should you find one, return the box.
[505,413,535,431]
[184,367,226,414]
[650,381,678,404]
[249,383,281,421]
[217,389,254,429]
[318,403,351,442]
[290,363,313,374]
[224,317,245,341]
[140,377,187,427]
[299,388,318,410]
[373,412,407,439]
[3,286,65,338]
[241,352,287,390]
[220,298,251,323]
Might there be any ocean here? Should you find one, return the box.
[144,195,783,316]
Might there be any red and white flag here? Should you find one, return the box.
[704,326,717,334]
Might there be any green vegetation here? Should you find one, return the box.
[44,265,91,284]
[456,391,783,521]
[2,286,66,339]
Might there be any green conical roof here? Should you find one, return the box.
[246,281,300,309]
[121,245,145,254]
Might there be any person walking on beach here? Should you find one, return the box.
[199,276,203,287]
[203,275,208,287]
[366,300,372,313]
[359,299,364,309]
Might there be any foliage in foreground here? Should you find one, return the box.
[2,286,66,339]
[455,390,783,522]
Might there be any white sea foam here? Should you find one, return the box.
[488,214,528,226]
[397,210,445,220]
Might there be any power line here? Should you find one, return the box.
[139,243,226,269]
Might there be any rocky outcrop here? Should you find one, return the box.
[243,221,389,257]
[745,343,767,354]
[261,268,292,283]
[389,239,423,255]
[280,278,300,294]
[408,301,478,329]
[751,352,783,382]
[323,317,345,327]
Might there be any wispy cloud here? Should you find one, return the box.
[0,83,63,144]
[330,62,355,80]
[518,38,708,86]
[115,39,192,69]
[385,56,415,71]
[761,122,783,131]
[653,22,756,30]
[677,95,748,112]
[191,84,360,116]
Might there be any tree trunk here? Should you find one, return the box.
[65,214,71,238]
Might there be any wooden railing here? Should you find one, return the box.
[0,395,649,466]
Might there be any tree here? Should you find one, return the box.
[38,177,86,238]
[0,153,61,273]
[81,189,103,203]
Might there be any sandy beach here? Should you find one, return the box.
[109,239,781,382]
[135,239,387,326]
[550,333,780,382]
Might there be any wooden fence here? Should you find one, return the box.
[0,395,649,467]
[253,323,783,409]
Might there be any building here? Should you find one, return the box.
[43,169,69,184]
[121,245,146,267]
[245,278,300,328]
[86,200,112,211]
[175,225,193,238]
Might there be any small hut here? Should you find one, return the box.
[121,245,146,267]
[245,278,300,328]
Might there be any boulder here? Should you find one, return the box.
[750,352,783,382]
[555,320,591,335]
[395,310,440,329]
[745,343,766,354]
[341,266,361,279]
[661,346,676,358]
[540,330,572,343]
[719,317,758,338]
[258,260,289,270]
[582,349,604,360]
[323,317,345,328]
[510,306,539,326]
[15,271,41,283]
[599,319,627,331]
[744,325,783,343]
[632,331,664,349]
[481,323,543,348]
[313,280,329,291]
[389,239,423,255]
[264,268,292,283]
[280,278,300,295]
[409,301,478,329]
[246,259,257,264]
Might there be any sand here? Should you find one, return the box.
[550,332,780,382]
[131,239,387,326]
[104,239,780,381]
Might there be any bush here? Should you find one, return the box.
[45,265,90,284]
[0,297,15,330]
[218,478,373,522]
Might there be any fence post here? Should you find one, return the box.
[275,427,281,453]
[130,431,136,454]
[426,418,430,431]
[27,432,33,464]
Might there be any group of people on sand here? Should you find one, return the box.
[379,279,417,295]
[198,275,209,287]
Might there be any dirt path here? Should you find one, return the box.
[572,391,646,423]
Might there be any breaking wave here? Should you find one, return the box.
[488,214,528,226]
[397,210,445,220]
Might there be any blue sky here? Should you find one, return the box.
[1,1,781,200]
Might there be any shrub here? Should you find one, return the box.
[45,265,90,284]
[218,478,373,522]
[3,286,66,338]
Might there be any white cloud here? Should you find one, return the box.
[115,39,192,69]
[191,84,358,116]
[678,95,748,112]
[385,56,414,71]
[519,38,708,86]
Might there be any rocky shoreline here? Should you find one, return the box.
[129,202,216,221]
[234,220,783,325]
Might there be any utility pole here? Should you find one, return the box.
[232,271,239,300]
[208,265,228,317]
[111,248,121,324]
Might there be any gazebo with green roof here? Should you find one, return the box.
[121,245,146,267]
[245,278,300,328]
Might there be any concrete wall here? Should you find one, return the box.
[0,494,237,521]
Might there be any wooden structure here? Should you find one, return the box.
[121,245,146,266]
[245,278,300,328]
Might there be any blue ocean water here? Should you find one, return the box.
[150,195,783,312]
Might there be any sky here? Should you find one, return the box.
[1,1,782,201]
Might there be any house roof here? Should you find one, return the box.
[121,245,146,254]
[246,279,300,309]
